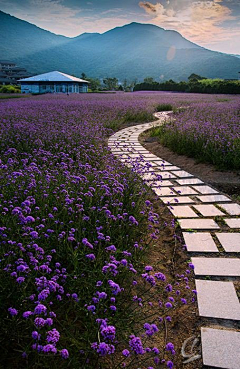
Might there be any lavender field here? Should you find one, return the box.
[151,95,240,169]
[0,92,238,369]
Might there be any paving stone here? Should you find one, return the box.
[218,203,240,216]
[183,232,218,252]
[191,257,240,276]
[196,280,240,320]
[158,172,176,179]
[149,180,173,187]
[161,166,180,171]
[201,327,240,369]
[176,178,204,185]
[197,195,231,203]
[141,172,175,181]
[160,196,195,204]
[179,219,220,230]
[143,154,159,159]
[152,187,176,197]
[172,170,193,178]
[173,186,198,195]
[148,159,172,165]
[215,233,240,252]
[168,206,199,218]
[192,185,218,194]
[193,205,225,217]
[224,218,240,228]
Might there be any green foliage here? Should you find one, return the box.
[188,73,207,81]
[103,77,119,91]
[0,85,21,93]
[155,103,173,112]
[134,78,240,94]
[143,77,155,84]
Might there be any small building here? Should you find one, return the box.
[19,71,89,94]
[0,60,30,85]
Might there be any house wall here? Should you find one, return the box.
[21,82,88,93]
[21,83,39,94]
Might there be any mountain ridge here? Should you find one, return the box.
[0,10,239,81]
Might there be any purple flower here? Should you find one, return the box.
[85,253,96,260]
[154,272,166,281]
[32,331,40,340]
[87,305,96,312]
[34,317,45,327]
[145,265,153,271]
[60,349,69,359]
[165,302,172,308]
[30,231,38,239]
[122,349,130,357]
[8,307,18,316]
[152,347,160,355]
[16,277,25,284]
[167,361,174,368]
[42,344,57,354]
[23,311,32,319]
[46,328,60,344]
[129,335,145,355]
[34,304,47,315]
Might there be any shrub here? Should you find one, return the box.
[0,84,21,93]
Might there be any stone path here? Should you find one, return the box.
[108,112,240,368]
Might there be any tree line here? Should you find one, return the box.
[133,74,240,94]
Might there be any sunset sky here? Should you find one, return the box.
[0,0,239,53]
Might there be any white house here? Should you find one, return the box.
[19,71,89,94]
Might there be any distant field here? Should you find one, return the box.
[150,95,240,169]
[0,92,238,368]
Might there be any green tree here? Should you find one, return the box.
[123,79,128,91]
[143,77,155,84]
[81,72,87,80]
[88,78,101,91]
[188,73,207,81]
[103,77,118,90]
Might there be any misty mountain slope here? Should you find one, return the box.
[0,11,240,81]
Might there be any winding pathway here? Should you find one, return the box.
[108,112,240,369]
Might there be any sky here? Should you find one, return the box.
[0,0,239,54]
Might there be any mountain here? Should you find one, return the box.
[0,10,240,81]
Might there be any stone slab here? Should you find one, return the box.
[152,187,176,197]
[216,233,240,252]
[176,178,204,185]
[179,219,220,230]
[173,186,198,195]
[192,185,218,194]
[218,203,240,216]
[168,206,199,218]
[160,196,195,204]
[224,218,240,228]
[149,160,172,165]
[193,205,225,217]
[142,172,176,180]
[183,232,218,252]
[201,327,240,369]
[191,257,240,276]
[172,170,193,178]
[197,195,231,203]
[150,180,173,187]
[196,280,240,320]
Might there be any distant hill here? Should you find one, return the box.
[0,10,240,81]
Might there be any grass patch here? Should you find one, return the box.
[155,103,173,112]
[150,123,240,170]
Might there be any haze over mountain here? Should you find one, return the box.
[0,10,239,81]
